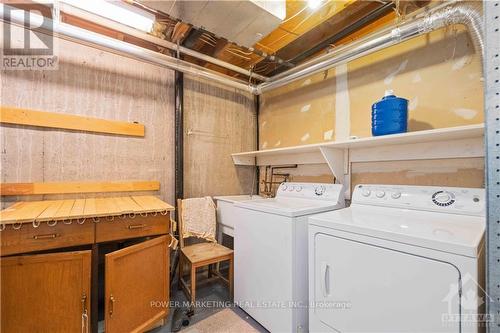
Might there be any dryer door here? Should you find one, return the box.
[312,233,461,333]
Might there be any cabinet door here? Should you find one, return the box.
[105,235,169,333]
[1,250,91,333]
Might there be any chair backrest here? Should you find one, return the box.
[177,197,217,248]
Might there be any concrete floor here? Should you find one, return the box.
[150,269,268,333]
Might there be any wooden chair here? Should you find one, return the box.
[177,199,233,305]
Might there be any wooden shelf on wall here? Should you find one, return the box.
[0,180,160,196]
[231,124,485,190]
[0,106,145,137]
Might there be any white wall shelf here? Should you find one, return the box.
[232,124,485,189]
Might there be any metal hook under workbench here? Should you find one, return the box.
[47,220,58,227]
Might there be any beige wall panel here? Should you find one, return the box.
[259,158,483,197]
[0,34,175,206]
[259,70,336,149]
[259,24,483,148]
[351,158,484,190]
[349,26,483,137]
[183,76,256,198]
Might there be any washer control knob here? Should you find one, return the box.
[281,185,287,191]
[391,191,402,199]
[295,186,302,192]
[288,186,295,192]
[362,189,371,197]
[315,186,325,196]
[376,191,386,198]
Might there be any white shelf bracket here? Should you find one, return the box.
[232,155,255,166]
[319,147,345,184]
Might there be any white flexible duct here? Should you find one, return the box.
[255,1,483,94]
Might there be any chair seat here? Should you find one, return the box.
[181,242,233,265]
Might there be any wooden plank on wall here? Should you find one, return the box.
[0,106,145,137]
[0,181,160,196]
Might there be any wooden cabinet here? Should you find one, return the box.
[0,216,172,332]
[1,250,91,333]
[0,234,171,333]
[0,196,174,332]
[105,236,170,333]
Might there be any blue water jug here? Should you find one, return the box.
[371,90,408,136]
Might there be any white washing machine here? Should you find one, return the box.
[308,184,485,333]
[234,182,345,333]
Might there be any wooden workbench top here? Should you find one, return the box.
[0,196,174,225]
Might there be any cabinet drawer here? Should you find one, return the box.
[0,221,95,256]
[95,214,169,243]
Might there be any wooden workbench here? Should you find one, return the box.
[0,195,175,333]
[0,195,172,225]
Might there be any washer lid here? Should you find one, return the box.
[235,197,344,217]
[309,205,485,257]
[213,195,263,203]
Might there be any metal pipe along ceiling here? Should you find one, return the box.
[0,4,256,94]
[0,1,483,95]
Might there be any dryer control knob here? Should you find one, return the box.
[376,191,386,198]
[315,186,325,196]
[288,186,295,192]
[362,189,371,197]
[295,186,302,192]
[281,185,287,191]
[432,191,456,206]
[391,192,402,199]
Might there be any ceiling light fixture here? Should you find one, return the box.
[60,0,155,32]
[307,0,323,10]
